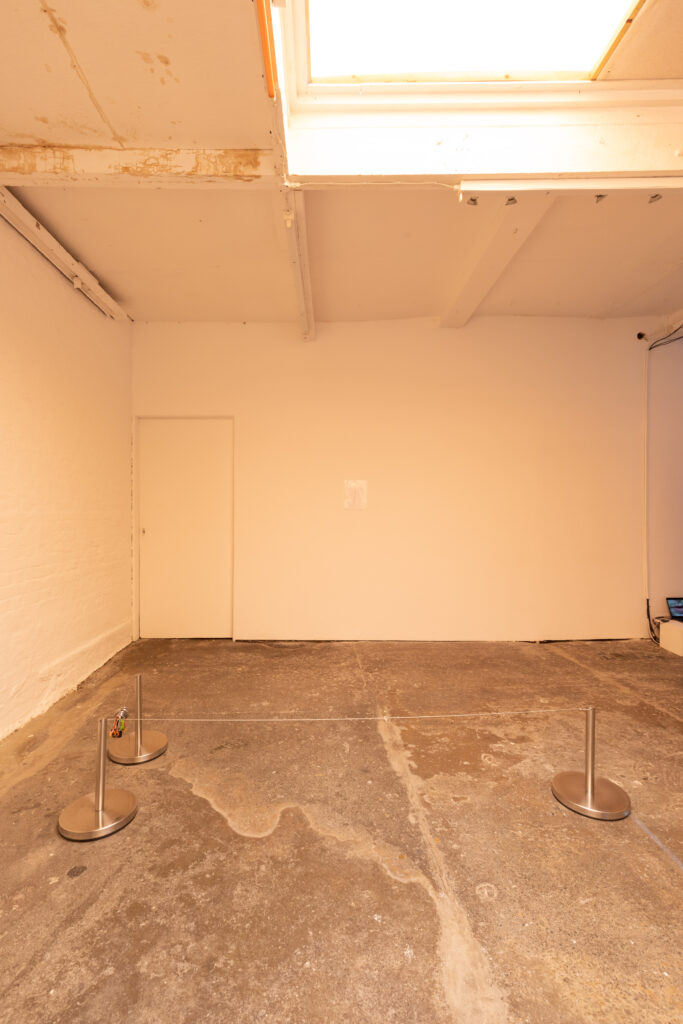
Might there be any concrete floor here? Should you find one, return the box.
[1,639,681,1024]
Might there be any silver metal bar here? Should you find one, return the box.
[585,707,596,804]
[136,674,143,758]
[108,672,167,765]
[95,718,107,813]
[59,716,137,840]
[551,705,629,820]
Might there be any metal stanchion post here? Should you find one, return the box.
[136,674,143,759]
[95,715,107,813]
[551,707,630,820]
[58,718,137,840]
[585,707,595,806]
[108,673,168,765]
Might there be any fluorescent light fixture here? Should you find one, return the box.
[308,0,643,83]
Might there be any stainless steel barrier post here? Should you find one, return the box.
[109,673,168,765]
[551,707,630,820]
[59,718,138,840]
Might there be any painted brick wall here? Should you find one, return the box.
[0,218,132,739]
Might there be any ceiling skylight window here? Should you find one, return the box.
[307,0,643,83]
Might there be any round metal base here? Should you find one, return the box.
[551,771,630,820]
[58,789,137,841]
[108,730,168,764]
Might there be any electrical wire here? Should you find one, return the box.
[645,597,659,646]
[648,321,683,351]
[649,333,683,352]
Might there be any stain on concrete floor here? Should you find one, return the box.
[0,639,681,1023]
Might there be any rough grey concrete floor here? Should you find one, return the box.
[0,639,681,1024]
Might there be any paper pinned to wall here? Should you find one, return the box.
[344,479,367,510]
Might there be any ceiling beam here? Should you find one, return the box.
[441,193,553,329]
[662,306,683,333]
[0,186,130,320]
[0,146,278,187]
[284,118,683,180]
[272,85,315,340]
[283,188,315,341]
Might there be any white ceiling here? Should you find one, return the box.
[13,186,297,322]
[11,184,683,323]
[306,189,502,322]
[479,191,683,318]
[0,0,273,148]
[599,0,683,80]
[1,0,683,326]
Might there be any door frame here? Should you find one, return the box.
[133,415,236,640]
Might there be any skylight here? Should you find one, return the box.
[307,0,642,83]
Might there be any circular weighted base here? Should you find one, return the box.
[108,730,168,764]
[58,789,137,840]
[551,771,630,820]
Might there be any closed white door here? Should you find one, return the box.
[139,418,234,638]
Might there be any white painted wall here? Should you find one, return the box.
[0,218,132,740]
[133,317,646,641]
[647,336,683,618]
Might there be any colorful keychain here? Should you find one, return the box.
[110,707,128,738]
